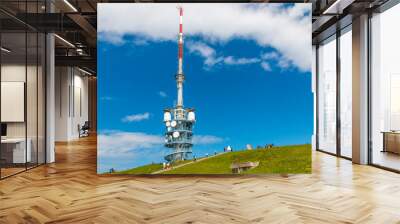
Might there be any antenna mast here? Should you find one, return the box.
[163,6,196,163]
[176,6,184,109]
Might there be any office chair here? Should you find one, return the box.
[79,121,90,138]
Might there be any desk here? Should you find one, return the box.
[1,138,31,164]
[382,131,400,154]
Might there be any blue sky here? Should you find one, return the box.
[97,3,312,173]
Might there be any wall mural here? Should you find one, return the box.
[97,3,313,174]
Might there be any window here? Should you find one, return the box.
[318,35,337,154]
[0,2,46,179]
[370,3,400,171]
[339,27,352,158]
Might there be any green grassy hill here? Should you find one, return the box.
[163,144,311,174]
[114,163,163,174]
[114,144,311,174]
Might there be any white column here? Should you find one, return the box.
[54,67,73,141]
[352,14,369,164]
[312,45,317,151]
[46,32,55,163]
[45,0,56,163]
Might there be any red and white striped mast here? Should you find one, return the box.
[176,6,184,109]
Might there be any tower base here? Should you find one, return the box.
[165,151,192,162]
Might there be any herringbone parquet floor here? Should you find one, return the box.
[1,136,400,224]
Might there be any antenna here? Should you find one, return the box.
[176,6,184,108]
[163,6,195,163]
[176,6,183,74]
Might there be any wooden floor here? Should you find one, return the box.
[1,167,26,178]
[373,151,400,171]
[1,136,400,224]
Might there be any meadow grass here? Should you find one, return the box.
[115,163,163,174]
[115,144,311,174]
[164,144,311,174]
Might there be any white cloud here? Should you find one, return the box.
[158,91,167,98]
[98,131,164,157]
[132,38,148,46]
[187,41,261,68]
[98,3,311,71]
[98,131,224,158]
[193,135,224,144]
[98,32,124,45]
[260,61,272,71]
[261,51,293,70]
[187,41,222,66]
[261,52,280,60]
[278,57,291,69]
[223,56,260,65]
[122,112,150,122]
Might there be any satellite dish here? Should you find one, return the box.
[166,121,171,127]
[171,120,177,127]
[188,111,195,121]
[173,131,180,138]
[163,112,171,122]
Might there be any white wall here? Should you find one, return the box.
[1,82,25,122]
[55,66,69,141]
[72,73,89,138]
[1,65,26,139]
[55,67,89,141]
[1,65,40,138]
[1,63,46,164]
